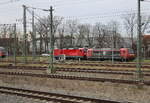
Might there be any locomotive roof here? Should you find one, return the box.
[61,48,84,49]
[90,48,120,51]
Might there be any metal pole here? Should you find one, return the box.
[23,5,27,63]
[112,31,114,64]
[32,10,36,61]
[137,0,143,81]
[48,6,55,73]
[13,23,16,65]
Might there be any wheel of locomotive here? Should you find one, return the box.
[121,58,124,62]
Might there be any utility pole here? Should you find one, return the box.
[13,23,16,65]
[137,0,143,81]
[112,31,114,64]
[23,5,27,63]
[32,10,36,61]
[48,6,55,73]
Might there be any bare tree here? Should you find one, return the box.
[108,21,122,48]
[123,13,136,50]
[84,24,94,48]
[66,20,78,47]
[57,25,65,49]
[93,23,108,48]
[76,24,94,48]
[141,15,150,34]
[35,16,63,53]
[36,21,45,54]
[0,25,13,38]
[76,24,87,47]
[123,13,150,55]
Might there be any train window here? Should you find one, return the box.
[114,51,120,54]
[105,51,112,55]
[104,51,120,56]
[128,49,134,54]
[114,51,120,56]
[93,51,103,56]
[93,51,99,53]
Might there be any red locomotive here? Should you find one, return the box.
[0,47,6,58]
[86,48,135,61]
[54,48,86,60]
[54,48,135,61]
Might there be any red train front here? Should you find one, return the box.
[120,48,135,61]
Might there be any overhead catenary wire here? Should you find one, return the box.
[142,0,150,2]
[52,0,104,8]
[0,0,20,5]
[24,6,150,31]
[21,4,150,34]
[24,5,150,21]
[26,8,48,29]
[62,10,150,21]
[20,4,150,20]
[25,5,50,12]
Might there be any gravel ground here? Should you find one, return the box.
[1,68,150,81]
[0,75,150,103]
[0,93,47,103]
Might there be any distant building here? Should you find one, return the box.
[143,35,150,58]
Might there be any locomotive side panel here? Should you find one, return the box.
[86,49,121,60]
[86,49,103,60]
[54,48,85,60]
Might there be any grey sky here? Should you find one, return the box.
[0,0,150,25]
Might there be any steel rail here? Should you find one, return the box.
[0,86,129,103]
[0,71,149,85]
[55,63,150,68]
[0,65,150,76]
[1,60,150,64]
[49,63,150,68]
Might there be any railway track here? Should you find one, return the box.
[74,61,150,65]
[0,65,150,76]
[0,86,126,103]
[1,60,150,68]
[0,71,150,85]
[56,63,150,68]
[1,60,150,64]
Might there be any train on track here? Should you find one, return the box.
[54,48,135,61]
[0,47,6,58]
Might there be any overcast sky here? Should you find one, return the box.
[0,0,150,26]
